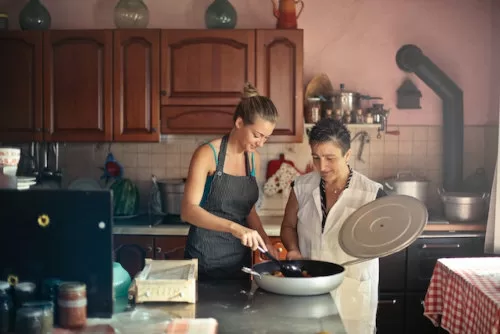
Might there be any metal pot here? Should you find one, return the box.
[438,188,490,222]
[384,171,429,204]
[157,178,185,215]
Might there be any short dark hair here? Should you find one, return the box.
[308,118,351,155]
[233,83,279,125]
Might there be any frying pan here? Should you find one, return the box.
[243,195,428,296]
[243,258,364,296]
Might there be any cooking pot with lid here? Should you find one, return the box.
[438,188,489,222]
[383,171,429,204]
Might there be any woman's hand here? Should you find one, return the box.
[230,224,267,251]
[286,249,303,260]
[264,243,280,259]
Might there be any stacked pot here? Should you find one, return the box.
[383,171,489,222]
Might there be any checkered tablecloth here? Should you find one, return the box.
[423,257,500,334]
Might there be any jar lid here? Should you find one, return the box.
[59,282,86,293]
[15,282,36,292]
[0,13,7,18]
[0,280,9,291]
[22,301,54,311]
[16,307,43,318]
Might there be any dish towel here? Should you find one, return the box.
[166,318,218,334]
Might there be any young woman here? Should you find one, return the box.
[181,83,279,281]
[280,118,386,333]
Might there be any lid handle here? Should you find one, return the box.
[396,171,415,179]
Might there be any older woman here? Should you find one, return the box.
[280,118,386,333]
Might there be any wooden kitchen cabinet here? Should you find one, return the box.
[113,235,187,278]
[256,30,304,143]
[0,31,44,142]
[43,30,113,142]
[1,29,303,143]
[1,29,160,143]
[113,235,154,278]
[154,236,188,260]
[160,29,304,143]
[113,30,160,142]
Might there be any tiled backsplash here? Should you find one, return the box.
[58,125,498,216]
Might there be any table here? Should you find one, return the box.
[423,257,500,334]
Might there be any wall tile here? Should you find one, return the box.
[56,125,498,213]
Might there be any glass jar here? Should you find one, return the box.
[41,278,61,325]
[58,282,87,329]
[15,307,43,334]
[114,0,149,29]
[14,282,36,309]
[304,97,321,123]
[22,302,53,333]
[0,290,13,334]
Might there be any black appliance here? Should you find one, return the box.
[0,189,114,318]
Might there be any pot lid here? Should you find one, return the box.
[339,195,428,259]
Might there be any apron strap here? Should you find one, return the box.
[215,135,229,173]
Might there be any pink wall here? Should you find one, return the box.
[1,0,495,125]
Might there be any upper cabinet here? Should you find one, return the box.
[43,30,114,142]
[0,31,43,142]
[160,29,304,143]
[0,29,303,143]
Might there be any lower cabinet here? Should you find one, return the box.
[377,235,486,334]
[113,235,187,278]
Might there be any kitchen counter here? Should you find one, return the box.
[112,214,486,236]
[88,280,362,334]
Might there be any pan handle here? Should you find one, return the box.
[340,258,372,267]
[242,267,262,279]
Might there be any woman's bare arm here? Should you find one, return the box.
[280,189,301,257]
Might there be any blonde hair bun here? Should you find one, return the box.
[242,82,260,98]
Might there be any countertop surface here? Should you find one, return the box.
[89,280,356,334]
[112,214,487,237]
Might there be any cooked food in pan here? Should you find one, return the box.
[271,270,312,278]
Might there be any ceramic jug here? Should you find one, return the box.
[271,0,304,29]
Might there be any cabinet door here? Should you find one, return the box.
[253,237,288,264]
[43,30,113,142]
[376,293,405,334]
[160,30,255,134]
[405,293,440,334]
[154,236,187,260]
[113,235,154,278]
[0,31,43,142]
[379,249,406,292]
[113,30,160,142]
[406,237,485,292]
[256,30,304,143]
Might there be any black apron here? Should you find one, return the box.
[184,135,259,281]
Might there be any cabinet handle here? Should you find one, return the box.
[160,90,167,96]
[150,128,157,133]
[156,247,162,253]
[378,299,397,304]
[421,244,461,249]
